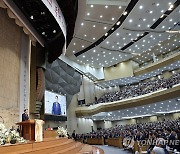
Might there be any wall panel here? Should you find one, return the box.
[0,8,22,128]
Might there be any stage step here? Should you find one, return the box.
[0,138,104,154]
[22,139,76,154]
[52,142,83,154]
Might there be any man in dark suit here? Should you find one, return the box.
[22,109,29,121]
[52,96,61,115]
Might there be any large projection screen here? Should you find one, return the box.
[45,90,66,116]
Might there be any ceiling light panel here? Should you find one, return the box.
[66,37,91,57]
[66,0,179,68]
[85,4,126,23]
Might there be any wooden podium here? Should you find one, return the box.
[17,119,35,141]
[17,119,44,142]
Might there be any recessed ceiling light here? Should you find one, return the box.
[119,6,122,9]
[90,5,93,8]
[162,25,165,29]
[84,34,87,37]
[149,10,153,14]
[87,12,90,16]
[156,3,159,6]
[169,19,173,22]
[100,15,103,18]
[116,21,121,25]
[168,4,174,10]
[160,14,165,18]
[147,24,150,27]
[138,24,141,27]
[42,32,45,35]
[161,10,164,13]
[30,15,34,19]
[112,17,115,21]
[129,19,133,22]
[93,37,96,40]
[53,30,56,33]
[82,45,84,48]
[93,50,96,53]
[81,23,84,26]
[73,50,75,53]
[123,11,127,15]
[106,41,109,44]
[104,27,107,30]
[93,25,96,28]
[82,55,85,58]
[116,33,119,36]
[139,5,143,9]
[153,18,156,21]
[143,18,146,21]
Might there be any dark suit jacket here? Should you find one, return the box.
[22,113,29,121]
[52,102,61,115]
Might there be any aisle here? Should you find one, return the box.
[96,145,131,154]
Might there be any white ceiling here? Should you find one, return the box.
[66,0,180,68]
[85,98,180,121]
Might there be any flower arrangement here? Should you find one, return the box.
[0,123,26,145]
[56,126,68,137]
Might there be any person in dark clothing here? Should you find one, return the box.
[22,109,29,121]
[67,132,71,139]
[147,132,157,154]
[52,96,61,115]
[72,130,76,140]
[166,128,175,148]
[172,129,180,152]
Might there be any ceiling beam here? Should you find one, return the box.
[87,0,130,6]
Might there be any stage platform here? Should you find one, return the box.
[0,137,104,154]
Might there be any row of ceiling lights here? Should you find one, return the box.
[72,2,179,68]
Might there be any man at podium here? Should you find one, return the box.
[22,109,29,121]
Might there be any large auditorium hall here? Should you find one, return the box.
[0,0,180,154]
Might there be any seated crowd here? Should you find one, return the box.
[93,73,180,105]
[76,118,180,153]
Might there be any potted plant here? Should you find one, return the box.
[57,126,68,138]
[0,123,8,145]
[9,130,18,144]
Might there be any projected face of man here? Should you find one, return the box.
[55,96,58,103]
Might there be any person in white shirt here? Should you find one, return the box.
[151,138,167,154]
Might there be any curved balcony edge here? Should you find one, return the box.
[75,84,180,117]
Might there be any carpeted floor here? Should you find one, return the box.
[96,145,132,154]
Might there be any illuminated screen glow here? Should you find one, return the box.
[45,90,66,116]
